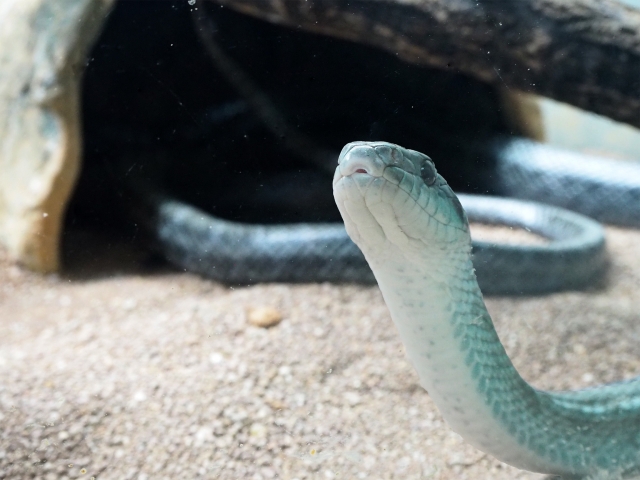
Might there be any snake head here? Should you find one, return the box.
[333,141,470,258]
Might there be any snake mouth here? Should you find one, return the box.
[337,157,383,180]
[335,142,388,184]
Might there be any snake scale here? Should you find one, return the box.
[333,141,640,479]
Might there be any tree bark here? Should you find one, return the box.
[211,0,640,130]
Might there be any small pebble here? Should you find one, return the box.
[247,306,283,328]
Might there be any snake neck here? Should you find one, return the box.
[372,247,536,450]
[370,242,640,478]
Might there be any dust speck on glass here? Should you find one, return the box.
[1,0,640,479]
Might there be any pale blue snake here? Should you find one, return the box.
[333,141,640,479]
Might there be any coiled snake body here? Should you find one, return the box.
[333,141,640,479]
[144,136,639,295]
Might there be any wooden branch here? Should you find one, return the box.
[210,0,640,130]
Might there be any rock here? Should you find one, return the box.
[0,0,114,272]
[247,306,283,328]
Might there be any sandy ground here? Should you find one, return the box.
[1,225,640,480]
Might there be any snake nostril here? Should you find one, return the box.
[355,168,368,174]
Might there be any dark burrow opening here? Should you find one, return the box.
[64,0,515,276]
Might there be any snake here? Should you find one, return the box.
[332,141,640,479]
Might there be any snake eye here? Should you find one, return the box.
[420,160,437,186]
